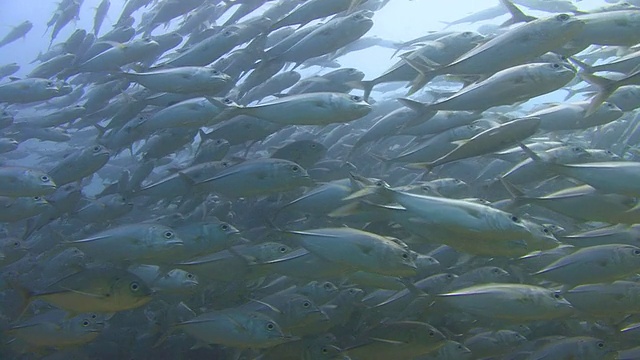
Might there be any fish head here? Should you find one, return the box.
[304,344,343,360]
[146,225,184,250]
[345,10,375,32]
[288,295,329,323]
[30,194,51,208]
[245,312,289,346]
[540,61,576,85]
[207,68,232,83]
[522,219,561,251]
[579,338,616,359]
[278,160,315,187]
[596,101,623,118]
[617,244,640,263]
[87,144,111,160]
[548,290,574,313]
[382,244,418,277]
[1,237,28,260]
[68,312,107,335]
[166,269,199,289]
[112,272,154,307]
[546,12,586,37]
[27,168,57,195]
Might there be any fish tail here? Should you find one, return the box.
[499,177,527,210]
[568,57,594,74]
[405,162,434,173]
[6,278,34,321]
[369,152,394,173]
[518,142,544,162]
[328,201,365,218]
[579,73,618,116]
[397,97,430,114]
[403,55,438,96]
[439,21,453,29]
[362,80,376,102]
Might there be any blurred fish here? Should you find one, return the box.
[0,21,33,48]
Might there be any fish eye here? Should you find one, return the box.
[598,342,605,348]
[552,63,560,69]
[220,224,230,231]
[310,143,317,148]
[351,95,362,102]
[422,185,432,191]
[324,283,332,289]
[556,14,570,21]
[187,273,194,279]
[375,181,384,187]
[606,150,614,155]
[130,282,140,291]
[163,231,174,239]
[291,165,299,172]
[634,249,640,255]
[40,175,50,182]
[402,253,409,259]
[428,331,435,336]
[303,301,310,308]
[223,98,233,104]
[322,347,329,354]
[92,145,102,152]
[224,30,233,36]
[212,70,220,75]
[91,314,97,319]
[553,293,561,299]
[543,227,549,234]
[216,139,223,144]
[82,320,90,326]
[47,81,53,87]
[13,241,20,247]
[510,215,519,222]
[279,246,287,253]
[33,196,41,201]
[266,322,275,331]
[462,31,472,36]
[572,147,581,152]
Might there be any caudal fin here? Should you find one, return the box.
[579,72,619,116]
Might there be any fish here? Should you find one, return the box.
[16,266,153,315]
[174,308,291,349]
[93,0,110,36]
[0,21,33,48]
[210,92,372,126]
[7,309,106,349]
[0,166,57,197]
[278,227,418,276]
[532,244,640,285]
[437,283,574,321]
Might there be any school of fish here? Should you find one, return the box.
[1,0,640,358]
